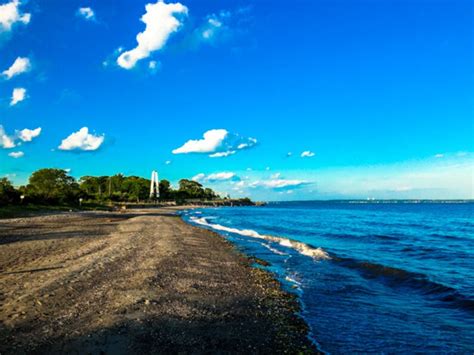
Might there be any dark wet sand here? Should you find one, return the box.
[0,208,316,354]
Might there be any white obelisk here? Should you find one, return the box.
[150,170,159,199]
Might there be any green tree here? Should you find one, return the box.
[107,174,125,196]
[26,169,80,204]
[122,176,149,202]
[79,176,100,197]
[159,179,172,200]
[203,188,217,200]
[0,178,20,205]
[178,179,205,199]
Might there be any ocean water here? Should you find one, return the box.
[182,202,474,353]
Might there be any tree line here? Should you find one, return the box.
[0,168,221,206]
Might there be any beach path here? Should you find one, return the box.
[0,209,314,354]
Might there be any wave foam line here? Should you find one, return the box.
[190,217,330,260]
[261,242,288,256]
[285,275,302,286]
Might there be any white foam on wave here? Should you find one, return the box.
[261,242,288,256]
[285,275,302,286]
[190,216,330,261]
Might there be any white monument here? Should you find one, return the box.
[150,170,159,200]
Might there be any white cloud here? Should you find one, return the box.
[165,160,171,165]
[8,151,23,158]
[58,127,105,151]
[192,173,205,182]
[209,150,235,158]
[173,129,227,154]
[173,129,257,157]
[77,7,95,21]
[251,179,309,190]
[271,173,281,179]
[117,1,188,69]
[0,125,41,148]
[0,125,15,148]
[236,138,256,150]
[434,153,444,158]
[193,171,237,182]
[0,0,30,32]
[16,127,41,142]
[207,172,236,181]
[2,56,31,79]
[10,87,26,106]
[301,150,315,158]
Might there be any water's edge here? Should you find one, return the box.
[179,212,326,353]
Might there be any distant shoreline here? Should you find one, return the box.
[266,199,474,204]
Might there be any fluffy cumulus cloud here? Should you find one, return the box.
[8,151,23,158]
[76,7,95,21]
[0,125,41,148]
[117,1,188,69]
[173,129,257,157]
[17,127,41,142]
[193,171,237,182]
[0,0,30,32]
[0,125,15,148]
[10,87,26,106]
[58,127,105,151]
[173,129,226,154]
[301,150,315,158]
[2,56,31,79]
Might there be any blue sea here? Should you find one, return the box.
[182,201,474,353]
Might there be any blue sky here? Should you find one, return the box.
[0,0,472,200]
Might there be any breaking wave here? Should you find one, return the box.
[190,216,330,260]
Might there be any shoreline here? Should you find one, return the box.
[0,208,318,353]
[180,210,326,353]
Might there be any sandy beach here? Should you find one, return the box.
[0,208,316,354]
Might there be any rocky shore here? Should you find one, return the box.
[0,208,316,354]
